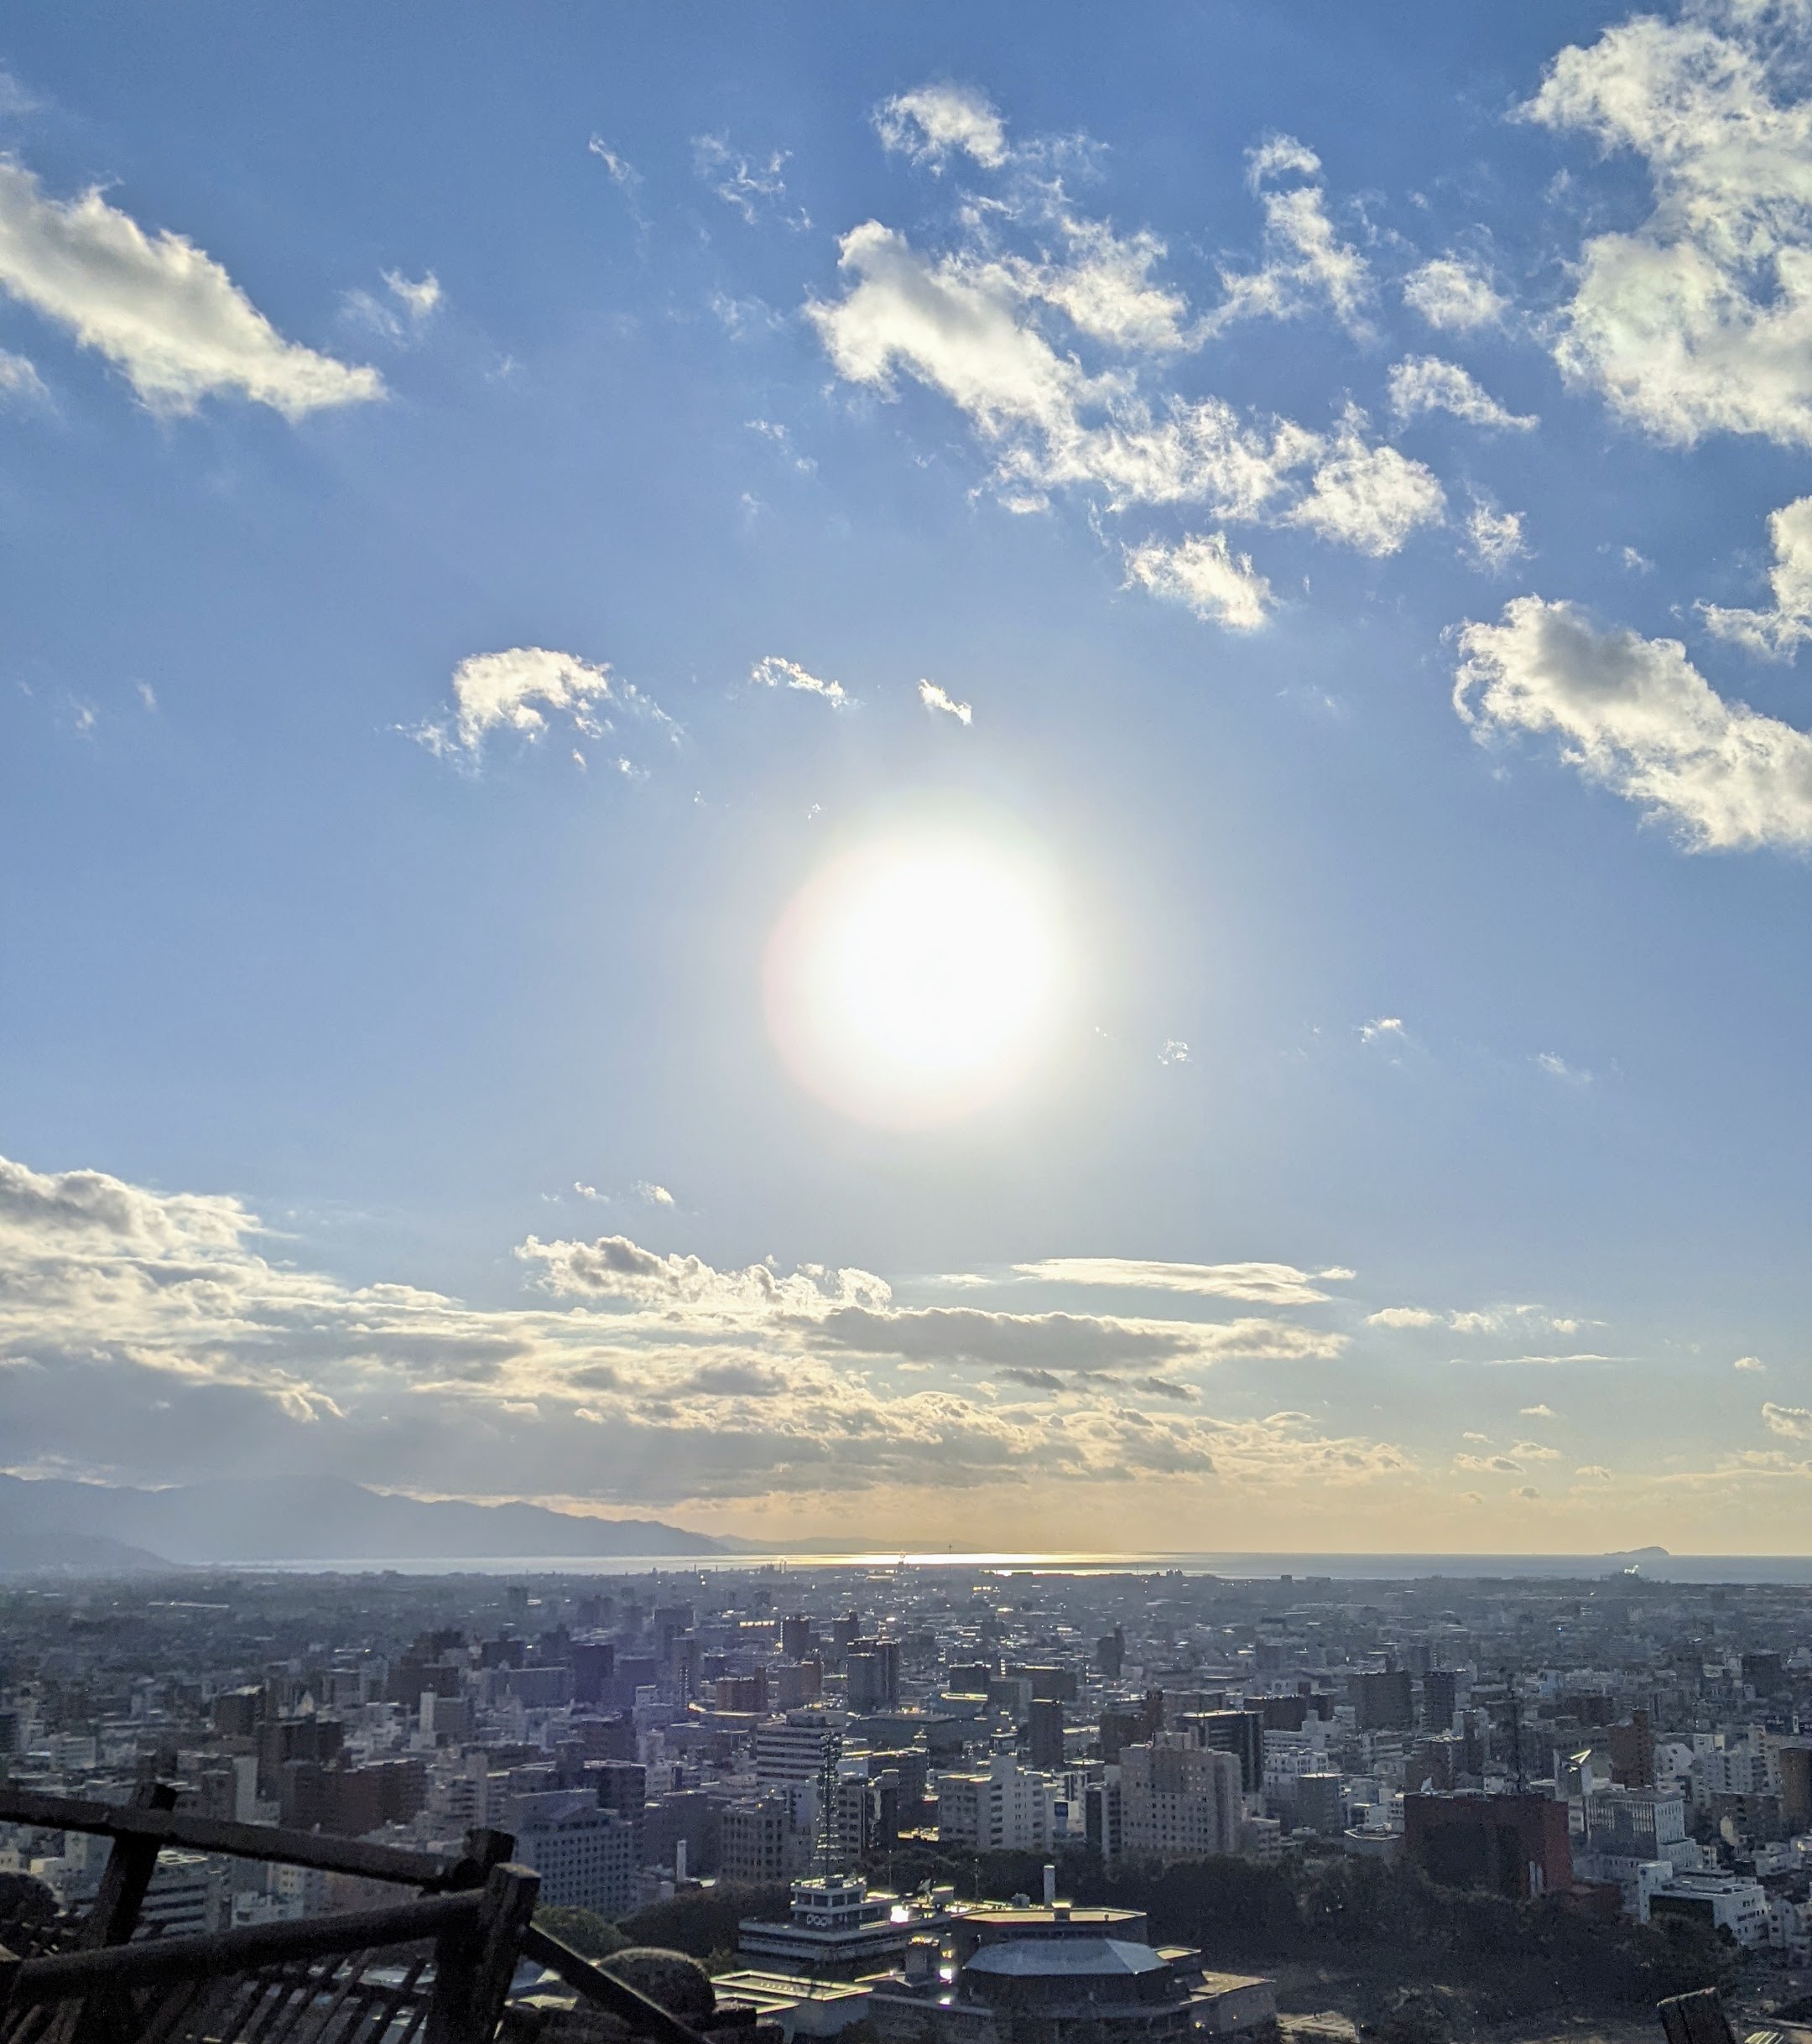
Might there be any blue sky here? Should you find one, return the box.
[3,0,1812,1550]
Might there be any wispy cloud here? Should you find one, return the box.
[752,654,849,706]
[874,82,1009,171]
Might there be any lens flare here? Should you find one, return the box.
[764,824,1069,1126]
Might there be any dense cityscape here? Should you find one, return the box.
[3,1561,1809,2041]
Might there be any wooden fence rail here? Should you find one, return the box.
[0,1787,502,1892]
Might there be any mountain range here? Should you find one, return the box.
[0,1474,737,1571]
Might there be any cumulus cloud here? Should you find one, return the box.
[1207,137,1372,337]
[0,160,381,418]
[919,679,972,723]
[1455,596,1812,850]
[1015,1260,1340,1305]
[874,82,1008,171]
[1527,5,1812,445]
[416,647,643,759]
[1368,1306,1442,1328]
[752,654,849,705]
[1284,409,1445,556]
[1124,532,1274,631]
[1455,1452,1524,1474]
[1522,1402,1558,1418]
[807,131,1438,559]
[1701,495,1812,656]
[1575,1464,1613,1480]
[1360,1017,1406,1044]
[1402,256,1508,332]
[1763,1402,1812,1439]
[1389,356,1536,431]
[1735,1354,1766,1371]
[0,1148,1403,1510]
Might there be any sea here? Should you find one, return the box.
[246,1549,1812,1584]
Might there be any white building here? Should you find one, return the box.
[1641,1869,1768,1947]
[936,1755,1058,1854]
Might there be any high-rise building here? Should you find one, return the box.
[1422,1670,1458,1730]
[781,1615,816,1662]
[513,1794,638,1918]
[1352,1669,1414,1732]
[721,1793,810,1885]
[1185,1710,1264,1793]
[1293,1772,1344,1837]
[1028,1698,1066,1771]
[936,1754,1057,1854]
[1119,1741,1241,1862]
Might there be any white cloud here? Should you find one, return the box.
[1701,495,1812,656]
[919,679,972,724]
[1764,1402,1812,1439]
[807,156,1433,558]
[0,160,381,419]
[1284,411,1445,556]
[1521,1403,1558,1417]
[1455,596,1812,850]
[415,647,659,760]
[634,1183,676,1208]
[0,346,46,406]
[1388,356,1536,431]
[1466,502,1529,571]
[344,268,441,344]
[587,138,643,193]
[1207,137,1372,337]
[1368,1306,1441,1328]
[752,654,849,706]
[1511,1438,1565,1460]
[1735,1354,1766,1371]
[1159,1038,1190,1065]
[874,82,1008,171]
[1535,1050,1593,1084]
[1574,1464,1613,1480]
[1360,1016,1406,1043]
[0,1152,1414,1510]
[1125,531,1274,632]
[1527,7,1812,445]
[1455,1452,1525,1474]
[695,136,803,227]
[1015,1260,1338,1305]
[1401,256,1508,332]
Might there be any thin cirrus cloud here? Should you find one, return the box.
[751,655,850,706]
[1013,1258,1341,1305]
[1455,596,1812,851]
[1525,5,1812,449]
[0,159,380,419]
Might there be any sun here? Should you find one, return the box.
[764,821,1070,1126]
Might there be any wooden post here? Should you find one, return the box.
[51,1777,179,2044]
[425,1862,538,2044]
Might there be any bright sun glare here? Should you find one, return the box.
[764,824,1069,1127]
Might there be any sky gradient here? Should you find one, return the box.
[4,0,1812,1552]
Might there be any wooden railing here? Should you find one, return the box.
[0,1782,715,2044]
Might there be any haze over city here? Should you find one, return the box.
[8,0,1812,1557]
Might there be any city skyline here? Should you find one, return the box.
[5,2,1812,1552]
